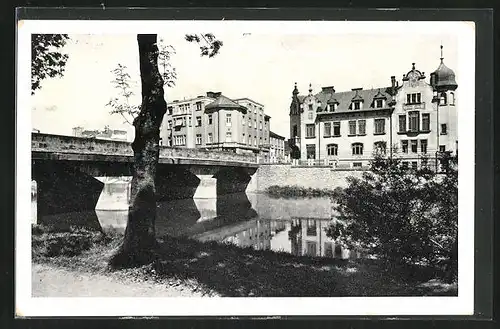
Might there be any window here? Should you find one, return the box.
[173,135,186,146]
[208,133,213,144]
[308,112,314,120]
[422,113,430,131]
[328,104,336,112]
[353,101,361,110]
[411,140,418,153]
[401,140,408,153]
[196,134,202,145]
[254,137,257,146]
[450,92,455,105]
[352,143,363,155]
[411,161,418,170]
[325,243,334,257]
[259,122,263,130]
[182,117,186,126]
[353,162,362,168]
[375,99,384,108]
[306,144,316,159]
[188,116,192,127]
[196,102,202,111]
[439,145,446,152]
[292,125,298,137]
[402,161,409,169]
[167,106,173,115]
[208,114,213,125]
[374,118,385,134]
[441,123,448,135]
[308,104,313,111]
[196,116,202,127]
[333,122,341,136]
[406,93,422,104]
[248,135,251,145]
[358,120,366,135]
[439,93,447,105]
[327,144,338,156]
[306,241,317,256]
[167,120,172,129]
[226,131,232,142]
[420,139,428,153]
[399,115,406,132]
[254,120,257,129]
[306,220,317,236]
[242,116,245,126]
[306,124,315,138]
[324,122,332,137]
[408,111,420,132]
[226,113,232,126]
[248,119,252,128]
[242,133,245,142]
[374,141,386,155]
[349,120,357,136]
[421,158,428,168]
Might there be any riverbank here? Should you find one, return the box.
[32,225,457,297]
[264,185,337,198]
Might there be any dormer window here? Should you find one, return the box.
[375,99,384,108]
[353,101,361,110]
[328,103,337,112]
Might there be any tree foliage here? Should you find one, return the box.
[327,153,458,280]
[107,33,223,126]
[31,34,70,94]
[185,33,223,58]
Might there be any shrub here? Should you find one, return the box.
[265,185,336,198]
[32,225,119,258]
[327,153,458,281]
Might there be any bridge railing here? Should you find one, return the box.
[32,133,258,164]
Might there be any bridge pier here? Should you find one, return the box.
[193,174,217,199]
[32,160,104,217]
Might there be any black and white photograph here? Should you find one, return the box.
[16,18,476,316]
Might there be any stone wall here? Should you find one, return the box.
[32,133,256,163]
[246,164,364,192]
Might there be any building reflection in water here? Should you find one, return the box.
[32,177,361,259]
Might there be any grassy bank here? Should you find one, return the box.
[32,225,457,297]
[265,185,338,198]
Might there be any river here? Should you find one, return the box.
[32,179,359,259]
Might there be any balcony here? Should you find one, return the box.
[402,103,426,111]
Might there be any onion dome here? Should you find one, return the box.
[430,45,458,92]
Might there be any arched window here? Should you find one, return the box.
[374,141,387,155]
[293,125,298,137]
[352,143,364,155]
[450,92,455,105]
[439,92,447,106]
[327,144,338,156]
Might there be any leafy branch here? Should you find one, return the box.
[185,33,223,58]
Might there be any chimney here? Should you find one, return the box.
[351,88,363,91]
[321,86,335,93]
[206,91,221,98]
[391,76,396,89]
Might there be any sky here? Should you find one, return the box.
[30,23,461,141]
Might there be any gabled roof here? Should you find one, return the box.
[205,95,248,113]
[298,86,394,114]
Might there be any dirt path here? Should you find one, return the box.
[32,263,209,297]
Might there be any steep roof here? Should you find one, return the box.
[298,86,394,114]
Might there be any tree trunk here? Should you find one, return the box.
[110,34,167,267]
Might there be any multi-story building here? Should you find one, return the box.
[72,126,128,141]
[161,92,271,159]
[269,131,286,163]
[289,50,458,169]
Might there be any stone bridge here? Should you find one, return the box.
[32,133,259,217]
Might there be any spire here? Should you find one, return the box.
[308,83,313,95]
[412,62,415,70]
[440,44,444,63]
[292,82,298,95]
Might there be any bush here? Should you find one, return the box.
[265,185,336,198]
[327,153,458,281]
[32,225,118,258]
